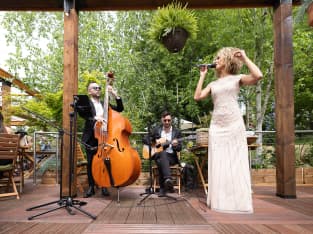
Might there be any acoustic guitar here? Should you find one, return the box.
[142,135,196,159]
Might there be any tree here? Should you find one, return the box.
[2,8,312,134]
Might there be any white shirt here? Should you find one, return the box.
[161,126,173,154]
[91,98,104,118]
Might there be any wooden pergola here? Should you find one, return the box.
[0,0,300,198]
[0,67,39,125]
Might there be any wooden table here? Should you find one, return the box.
[17,146,31,193]
[19,149,57,185]
[189,145,208,195]
[247,136,259,170]
[189,136,259,195]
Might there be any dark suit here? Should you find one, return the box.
[145,125,182,189]
[80,98,124,188]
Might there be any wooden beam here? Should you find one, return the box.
[0,68,40,97]
[273,0,296,198]
[62,8,79,197]
[0,0,302,11]
[11,78,40,97]
[0,68,14,79]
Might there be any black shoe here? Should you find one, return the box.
[168,187,175,193]
[101,187,110,196]
[164,178,173,191]
[158,188,166,197]
[84,186,95,198]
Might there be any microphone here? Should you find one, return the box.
[196,63,216,69]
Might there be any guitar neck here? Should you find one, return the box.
[142,135,196,159]
[157,136,190,146]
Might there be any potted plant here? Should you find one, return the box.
[148,1,198,53]
[296,0,313,27]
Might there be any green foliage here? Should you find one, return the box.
[293,18,313,129]
[252,147,276,169]
[79,70,106,94]
[301,143,313,166]
[180,149,195,165]
[295,0,313,23]
[148,2,198,43]
[1,8,312,133]
[11,98,57,131]
[44,91,63,123]
[2,12,63,92]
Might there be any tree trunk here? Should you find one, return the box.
[308,3,313,27]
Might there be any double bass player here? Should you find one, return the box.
[80,78,124,198]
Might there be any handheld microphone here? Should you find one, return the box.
[196,63,216,69]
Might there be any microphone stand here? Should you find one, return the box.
[138,125,155,205]
[21,106,93,151]
[26,97,96,220]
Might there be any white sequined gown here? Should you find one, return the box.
[207,74,253,213]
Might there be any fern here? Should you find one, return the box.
[148,1,198,42]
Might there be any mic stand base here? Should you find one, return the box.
[26,196,96,220]
[138,187,177,206]
[138,187,155,205]
[26,98,96,220]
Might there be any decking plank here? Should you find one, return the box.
[1,182,313,234]
[0,222,36,234]
[213,223,256,234]
[247,223,278,233]
[174,199,207,224]
[83,224,219,234]
[109,199,135,224]
[125,199,144,224]
[155,197,174,224]
[261,197,313,216]
[169,199,197,225]
[284,224,313,233]
[142,198,157,224]
[301,224,313,233]
[0,222,88,234]
[266,224,305,234]
[94,201,118,224]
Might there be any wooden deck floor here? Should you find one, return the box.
[0,180,313,233]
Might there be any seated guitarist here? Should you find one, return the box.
[144,110,182,196]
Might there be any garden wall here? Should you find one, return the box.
[251,167,313,185]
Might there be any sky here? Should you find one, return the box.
[0,13,25,96]
[0,12,14,70]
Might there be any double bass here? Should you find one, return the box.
[92,72,141,187]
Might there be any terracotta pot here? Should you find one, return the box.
[247,136,258,145]
[161,27,189,53]
[308,3,313,27]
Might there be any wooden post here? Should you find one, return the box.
[62,7,78,197]
[0,79,12,126]
[273,0,296,198]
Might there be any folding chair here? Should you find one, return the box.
[152,153,182,195]
[76,142,88,193]
[0,133,20,199]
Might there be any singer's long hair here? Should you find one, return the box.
[214,47,243,77]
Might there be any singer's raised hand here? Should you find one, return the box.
[200,65,208,76]
[234,49,247,61]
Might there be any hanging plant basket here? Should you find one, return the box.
[308,3,313,27]
[161,27,189,53]
[148,2,198,53]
